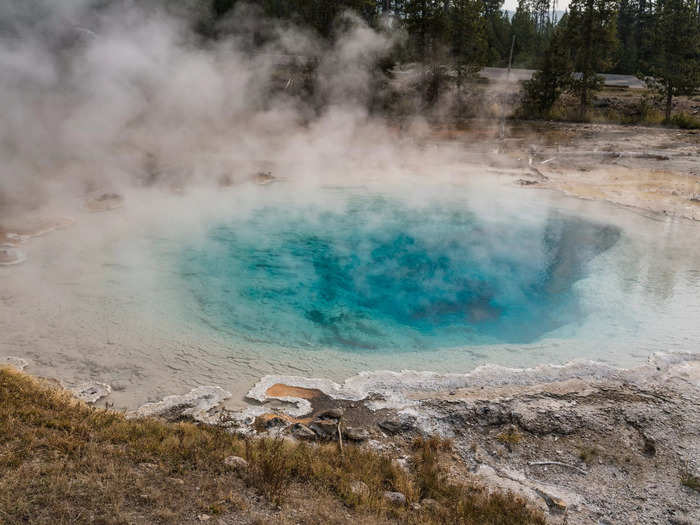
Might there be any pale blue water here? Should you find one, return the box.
[56,179,699,405]
[7,178,698,409]
[178,190,620,352]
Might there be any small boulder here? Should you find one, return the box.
[223,456,248,470]
[516,179,538,186]
[111,380,127,392]
[134,386,231,424]
[378,419,414,435]
[316,408,344,420]
[548,495,568,513]
[345,426,370,442]
[72,381,112,403]
[349,480,369,497]
[383,491,407,506]
[289,423,316,440]
[256,415,288,430]
[393,456,411,472]
[421,498,443,513]
[310,420,338,439]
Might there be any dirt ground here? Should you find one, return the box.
[239,355,700,525]
[428,120,700,221]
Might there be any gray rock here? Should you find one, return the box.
[383,491,407,506]
[316,408,344,420]
[289,423,316,440]
[378,419,414,435]
[471,401,512,426]
[345,426,370,442]
[72,381,112,403]
[515,406,583,435]
[393,456,411,472]
[223,456,248,470]
[111,380,127,392]
[421,498,443,513]
[310,420,338,439]
[261,416,288,429]
[134,386,231,424]
[349,480,369,497]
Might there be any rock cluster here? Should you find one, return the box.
[72,381,112,403]
[383,491,407,506]
[250,406,380,444]
[133,386,231,424]
[223,456,248,471]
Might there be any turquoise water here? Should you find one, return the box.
[179,191,620,351]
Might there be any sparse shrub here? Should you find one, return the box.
[496,427,523,447]
[638,95,653,122]
[245,437,292,503]
[413,436,447,499]
[669,112,700,129]
[681,472,700,492]
[410,435,545,524]
[578,445,601,465]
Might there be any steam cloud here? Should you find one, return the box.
[0,1,417,218]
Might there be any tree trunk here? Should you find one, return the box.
[665,84,673,121]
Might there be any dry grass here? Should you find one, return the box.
[496,427,523,447]
[0,367,546,524]
[577,446,601,466]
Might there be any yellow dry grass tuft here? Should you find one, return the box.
[0,367,546,524]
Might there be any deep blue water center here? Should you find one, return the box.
[180,194,620,351]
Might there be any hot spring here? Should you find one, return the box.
[3,175,700,406]
[178,192,619,351]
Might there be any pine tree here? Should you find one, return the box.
[644,0,700,121]
[403,0,447,61]
[566,0,619,118]
[615,0,638,73]
[482,0,510,64]
[510,0,539,67]
[521,19,572,115]
[450,0,489,76]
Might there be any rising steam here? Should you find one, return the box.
[0,1,414,217]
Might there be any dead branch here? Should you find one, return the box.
[527,461,588,475]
